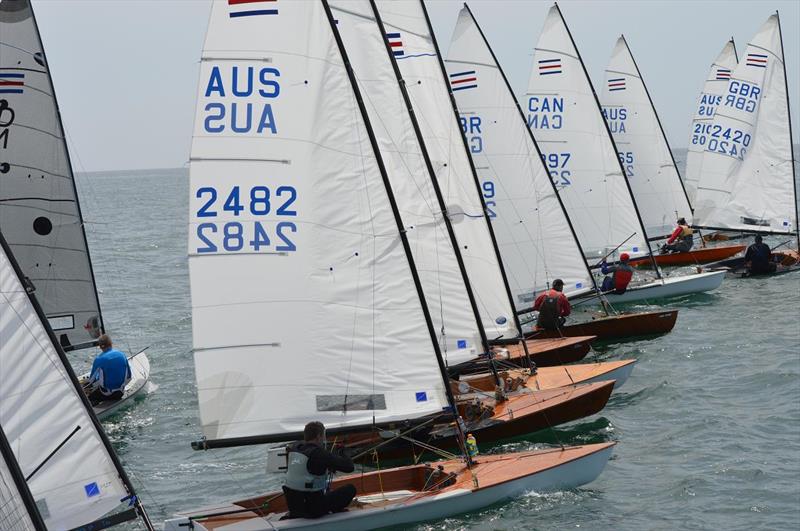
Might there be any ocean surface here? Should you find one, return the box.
[72,160,800,530]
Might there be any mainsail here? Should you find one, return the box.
[0,423,39,531]
[684,39,738,205]
[374,0,519,342]
[445,4,594,308]
[331,0,484,366]
[0,233,148,529]
[0,0,104,350]
[524,4,653,263]
[600,36,693,239]
[693,13,798,238]
[190,0,450,446]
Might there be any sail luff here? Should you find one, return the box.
[0,423,43,531]
[552,4,661,274]
[776,11,800,249]
[368,0,490,356]
[321,0,458,412]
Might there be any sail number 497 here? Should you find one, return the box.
[194,185,297,253]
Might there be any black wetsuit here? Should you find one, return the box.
[283,442,356,519]
[744,242,776,274]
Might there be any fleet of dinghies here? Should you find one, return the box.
[0,0,797,529]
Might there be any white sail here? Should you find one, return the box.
[190,0,449,443]
[0,237,129,529]
[524,5,650,261]
[694,14,797,234]
[374,0,518,340]
[445,6,593,307]
[600,36,693,238]
[331,0,482,366]
[0,438,36,531]
[684,40,738,205]
[0,0,103,349]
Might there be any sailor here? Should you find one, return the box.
[744,235,776,275]
[600,253,634,294]
[532,279,571,330]
[84,334,131,405]
[662,217,694,253]
[283,421,356,519]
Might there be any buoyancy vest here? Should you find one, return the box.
[536,293,561,330]
[284,443,328,492]
[679,224,694,244]
[613,263,634,293]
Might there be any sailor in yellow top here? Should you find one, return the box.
[661,218,694,253]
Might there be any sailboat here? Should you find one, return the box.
[0,0,150,417]
[524,3,725,305]
[600,36,746,268]
[165,1,614,528]
[0,231,153,529]
[692,12,799,273]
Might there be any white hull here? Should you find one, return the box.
[584,360,636,389]
[79,352,151,420]
[584,270,725,305]
[164,444,614,531]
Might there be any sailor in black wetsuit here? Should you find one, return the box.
[283,421,356,519]
[744,235,776,275]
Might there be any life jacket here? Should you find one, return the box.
[536,292,561,330]
[679,224,694,244]
[613,263,634,293]
[284,443,328,492]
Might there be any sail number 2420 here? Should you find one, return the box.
[194,185,297,254]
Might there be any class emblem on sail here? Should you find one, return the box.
[449,70,478,91]
[228,0,278,18]
[0,71,24,93]
[386,32,404,56]
[538,58,562,75]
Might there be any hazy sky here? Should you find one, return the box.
[32,0,800,172]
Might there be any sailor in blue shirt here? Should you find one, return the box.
[85,334,131,405]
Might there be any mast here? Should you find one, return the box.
[419,0,531,341]
[0,423,46,530]
[28,2,105,341]
[321,0,460,415]
[619,35,694,216]
[731,37,739,62]
[776,10,799,250]
[553,3,661,275]
[0,232,153,530]
[462,3,604,301]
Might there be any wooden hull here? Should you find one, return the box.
[164,442,615,531]
[450,336,595,375]
[628,244,745,267]
[715,249,800,277]
[526,310,678,341]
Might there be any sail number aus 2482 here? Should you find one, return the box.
[194,185,297,254]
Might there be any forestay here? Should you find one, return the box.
[189,0,449,444]
[524,5,650,261]
[375,0,518,340]
[445,5,593,307]
[684,40,738,205]
[600,36,693,239]
[0,0,103,349]
[694,14,797,235]
[0,236,130,529]
[331,0,482,366]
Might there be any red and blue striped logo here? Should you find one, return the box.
[0,72,24,94]
[607,77,626,92]
[449,70,477,92]
[715,68,731,80]
[228,0,277,18]
[746,53,767,68]
[538,58,562,75]
[386,32,404,57]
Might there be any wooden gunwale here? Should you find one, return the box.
[629,244,745,267]
[525,310,678,341]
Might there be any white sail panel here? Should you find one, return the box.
[684,40,738,205]
[445,6,592,307]
[0,239,128,529]
[374,0,518,340]
[0,0,103,349]
[694,15,796,234]
[190,0,449,442]
[524,5,650,260]
[0,446,35,531]
[331,0,482,366]
[600,36,693,238]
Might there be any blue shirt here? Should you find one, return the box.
[90,349,131,394]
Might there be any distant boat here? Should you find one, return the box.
[524,3,724,304]
[165,1,615,529]
[0,231,153,529]
[692,12,799,271]
[0,0,150,415]
[599,36,745,267]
